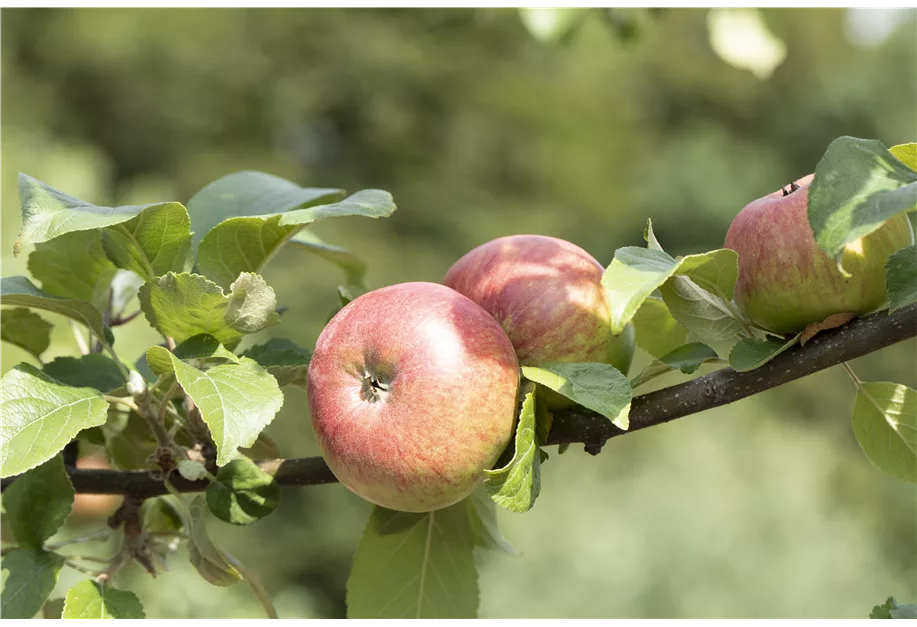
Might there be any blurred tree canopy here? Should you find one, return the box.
[2,7,915,619]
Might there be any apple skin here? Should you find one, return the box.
[724,174,914,335]
[306,282,520,513]
[443,235,635,375]
[71,455,123,521]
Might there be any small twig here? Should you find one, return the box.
[44,528,112,551]
[70,321,90,355]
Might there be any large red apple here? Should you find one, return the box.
[306,282,520,513]
[724,174,914,335]
[443,235,635,374]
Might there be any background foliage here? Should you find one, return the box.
[2,7,915,618]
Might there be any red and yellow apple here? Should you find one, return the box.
[724,174,914,335]
[443,234,635,374]
[71,455,123,521]
[306,282,520,513]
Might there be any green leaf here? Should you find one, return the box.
[196,189,395,289]
[138,272,280,348]
[729,333,801,372]
[1,276,112,348]
[146,348,283,466]
[466,487,518,556]
[658,276,746,343]
[2,456,74,549]
[0,364,108,478]
[62,580,145,619]
[482,390,542,513]
[142,498,185,535]
[631,297,689,359]
[239,432,283,460]
[205,458,280,525]
[521,362,632,430]
[603,220,739,334]
[104,410,158,471]
[886,245,917,313]
[852,382,917,484]
[871,596,917,619]
[187,170,344,252]
[43,354,125,393]
[289,230,367,288]
[42,597,65,619]
[631,342,721,388]
[14,173,185,258]
[808,137,917,267]
[890,143,917,172]
[1,308,52,359]
[101,202,193,280]
[27,230,117,311]
[0,549,65,619]
[347,504,479,619]
[240,338,312,388]
[185,495,242,587]
[145,334,239,377]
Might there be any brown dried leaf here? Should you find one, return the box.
[800,312,856,346]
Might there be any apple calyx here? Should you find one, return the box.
[360,369,390,403]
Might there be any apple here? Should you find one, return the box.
[724,174,914,335]
[71,455,123,521]
[306,282,520,513]
[442,234,635,374]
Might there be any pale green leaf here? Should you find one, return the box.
[631,342,721,388]
[522,362,631,430]
[0,364,108,478]
[0,550,65,619]
[1,308,52,359]
[890,143,917,172]
[729,333,801,372]
[62,580,144,619]
[185,495,242,587]
[27,230,117,311]
[14,173,184,258]
[1,456,74,550]
[196,189,395,289]
[138,272,280,348]
[603,222,738,334]
[659,276,746,344]
[205,458,280,525]
[289,229,367,288]
[145,333,239,377]
[852,382,917,484]
[187,170,344,251]
[240,338,312,388]
[101,202,193,279]
[483,390,542,513]
[466,487,518,556]
[808,137,917,265]
[631,297,688,359]
[146,348,283,466]
[347,504,479,618]
[886,244,917,313]
[1,276,112,348]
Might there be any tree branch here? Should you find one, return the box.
[3,304,915,497]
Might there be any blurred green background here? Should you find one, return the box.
[2,7,916,619]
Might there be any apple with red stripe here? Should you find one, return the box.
[443,234,635,375]
[724,174,913,335]
[306,282,520,513]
